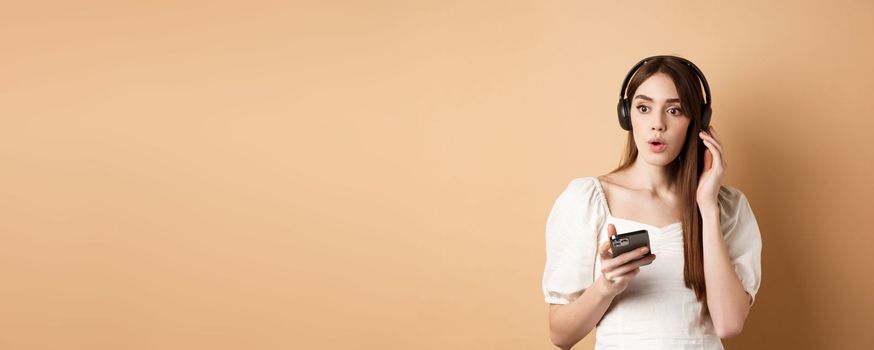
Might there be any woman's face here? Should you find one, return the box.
[630,72,692,166]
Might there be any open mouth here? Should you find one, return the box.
[648,141,667,152]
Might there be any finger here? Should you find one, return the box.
[703,128,725,155]
[631,253,657,268]
[702,148,713,171]
[706,128,727,166]
[607,254,656,282]
[631,252,656,267]
[608,267,641,284]
[608,223,616,238]
[701,138,724,166]
[611,246,651,267]
[707,134,724,156]
[618,253,656,272]
[700,132,724,156]
[702,138,725,169]
[708,125,723,144]
[704,140,724,167]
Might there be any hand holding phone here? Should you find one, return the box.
[596,224,657,297]
[610,229,653,265]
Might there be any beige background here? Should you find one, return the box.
[2,0,873,349]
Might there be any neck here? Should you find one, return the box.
[625,158,675,195]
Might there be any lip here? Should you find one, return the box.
[647,138,667,153]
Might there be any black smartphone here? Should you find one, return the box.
[610,229,653,263]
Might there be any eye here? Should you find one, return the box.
[668,107,684,116]
[636,105,650,113]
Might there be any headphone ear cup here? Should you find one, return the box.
[617,99,631,130]
[700,105,712,130]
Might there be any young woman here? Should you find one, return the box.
[541,55,762,350]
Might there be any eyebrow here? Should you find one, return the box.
[633,94,681,103]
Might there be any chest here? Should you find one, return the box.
[601,183,683,229]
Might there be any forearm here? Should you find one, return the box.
[700,205,750,338]
[549,277,615,349]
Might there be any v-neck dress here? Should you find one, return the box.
[542,177,762,349]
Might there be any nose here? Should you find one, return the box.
[650,114,666,132]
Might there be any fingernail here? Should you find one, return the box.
[641,247,649,253]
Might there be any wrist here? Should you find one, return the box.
[698,200,719,216]
[594,275,618,300]
[699,203,721,226]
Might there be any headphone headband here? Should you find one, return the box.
[616,55,712,131]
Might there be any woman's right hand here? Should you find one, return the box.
[596,223,657,298]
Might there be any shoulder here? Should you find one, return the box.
[559,176,601,198]
[717,184,753,214]
[549,176,607,218]
[717,185,760,234]
[546,176,609,243]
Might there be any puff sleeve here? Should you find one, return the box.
[542,178,607,305]
[718,186,763,306]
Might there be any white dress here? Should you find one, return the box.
[542,177,762,349]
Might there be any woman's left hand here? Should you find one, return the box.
[697,125,726,212]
